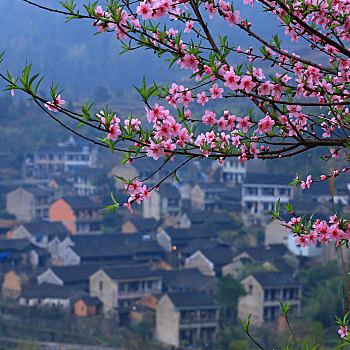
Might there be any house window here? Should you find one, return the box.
[249,284,253,295]
[99,281,103,291]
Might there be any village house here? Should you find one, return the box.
[210,158,247,185]
[90,265,162,313]
[155,291,220,348]
[191,183,230,212]
[242,174,294,225]
[121,217,158,235]
[55,233,164,266]
[1,270,25,299]
[143,183,182,226]
[73,167,101,196]
[6,186,52,222]
[0,239,49,268]
[184,246,234,276]
[19,283,82,309]
[10,221,70,248]
[238,272,302,326]
[37,265,101,292]
[74,296,103,317]
[157,268,217,293]
[49,196,103,234]
[156,226,217,254]
[34,139,97,177]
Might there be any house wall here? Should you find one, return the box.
[2,271,22,299]
[90,270,117,313]
[238,275,264,326]
[156,295,180,347]
[265,220,289,246]
[37,269,63,286]
[191,185,205,212]
[185,251,215,276]
[50,199,77,234]
[11,226,31,240]
[156,230,172,252]
[122,221,137,234]
[143,191,161,221]
[6,188,34,222]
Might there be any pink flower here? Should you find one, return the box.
[184,21,194,33]
[197,92,209,106]
[236,116,253,133]
[45,94,65,112]
[239,75,256,93]
[225,10,241,26]
[258,115,275,134]
[209,83,224,100]
[224,67,240,91]
[300,175,312,189]
[136,2,152,20]
[338,326,348,338]
[146,140,165,160]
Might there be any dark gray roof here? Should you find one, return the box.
[167,291,219,309]
[20,186,50,197]
[22,221,70,237]
[70,233,163,260]
[158,184,181,199]
[200,247,234,266]
[252,272,300,287]
[239,244,288,263]
[244,173,291,186]
[124,218,158,232]
[103,265,162,280]
[0,239,32,252]
[51,265,101,283]
[181,239,223,256]
[165,226,217,241]
[62,196,99,210]
[157,268,215,291]
[77,296,103,306]
[21,283,82,299]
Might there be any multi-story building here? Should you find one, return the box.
[6,186,52,222]
[34,139,97,177]
[242,174,293,225]
[156,291,220,348]
[90,265,162,312]
[238,272,302,326]
[143,183,182,225]
[49,196,102,234]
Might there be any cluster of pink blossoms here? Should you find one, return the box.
[123,178,151,211]
[285,214,350,247]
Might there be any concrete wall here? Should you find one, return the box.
[90,270,117,313]
[50,199,76,234]
[238,275,264,326]
[155,295,179,347]
[7,188,34,222]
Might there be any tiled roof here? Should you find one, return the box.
[252,272,300,287]
[23,221,70,236]
[167,291,219,309]
[21,283,82,299]
[200,246,234,266]
[103,265,162,281]
[244,173,292,186]
[157,268,215,291]
[61,196,99,210]
[70,233,163,260]
[51,265,101,283]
